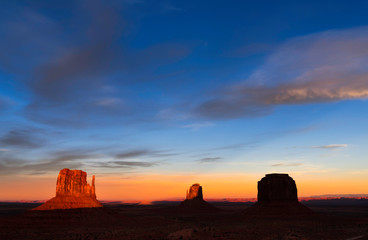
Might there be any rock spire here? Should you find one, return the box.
[179,183,218,212]
[186,183,203,200]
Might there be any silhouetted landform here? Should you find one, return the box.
[33,169,102,210]
[179,183,218,212]
[302,198,368,207]
[245,173,313,216]
[258,173,297,202]
[152,200,255,207]
[308,194,368,199]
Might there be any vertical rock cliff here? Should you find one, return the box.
[244,173,312,215]
[33,168,103,210]
[56,168,96,197]
[257,173,298,202]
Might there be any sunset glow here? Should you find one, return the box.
[1,0,368,202]
[1,171,367,201]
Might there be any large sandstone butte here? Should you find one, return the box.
[179,183,218,212]
[244,173,312,215]
[258,173,298,202]
[33,168,103,210]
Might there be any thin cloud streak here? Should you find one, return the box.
[0,147,166,175]
[271,162,303,167]
[198,157,222,163]
[0,129,43,148]
[115,149,177,159]
[181,121,214,131]
[0,95,15,112]
[312,144,348,149]
[109,161,158,167]
[0,155,85,175]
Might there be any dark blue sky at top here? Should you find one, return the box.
[1,0,368,176]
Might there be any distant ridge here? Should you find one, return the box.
[308,194,368,198]
[4,195,368,204]
[4,195,368,205]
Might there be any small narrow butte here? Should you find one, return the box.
[186,183,203,200]
[180,183,218,212]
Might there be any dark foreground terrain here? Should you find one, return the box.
[0,200,368,240]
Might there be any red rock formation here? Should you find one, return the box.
[180,183,218,212]
[33,168,103,210]
[186,183,203,200]
[56,169,96,197]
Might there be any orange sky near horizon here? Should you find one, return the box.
[2,0,368,211]
[0,173,367,201]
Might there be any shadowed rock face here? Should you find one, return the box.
[33,169,102,210]
[186,183,203,200]
[244,173,313,215]
[258,173,298,203]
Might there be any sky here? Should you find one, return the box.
[0,0,368,201]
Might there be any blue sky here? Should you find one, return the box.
[1,0,368,199]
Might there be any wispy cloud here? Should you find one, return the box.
[197,157,222,163]
[95,98,124,107]
[0,95,15,111]
[108,161,157,167]
[181,121,214,130]
[271,162,303,167]
[0,153,88,175]
[123,0,145,4]
[161,4,184,12]
[0,147,164,175]
[115,149,177,159]
[0,2,194,128]
[0,129,43,148]
[312,144,348,149]
[194,27,368,119]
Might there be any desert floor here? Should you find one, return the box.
[0,200,367,240]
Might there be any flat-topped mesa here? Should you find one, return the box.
[258,173,298,203]
[186,183,203,200]
[244,173,312,215]
[33,168,102,211]
[56,168,96,198]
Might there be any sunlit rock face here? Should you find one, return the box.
[179,183,218,212]
[186,183,203,200]
[33,168,102,210]
[56,168,96,197]
[257,173,298,202]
